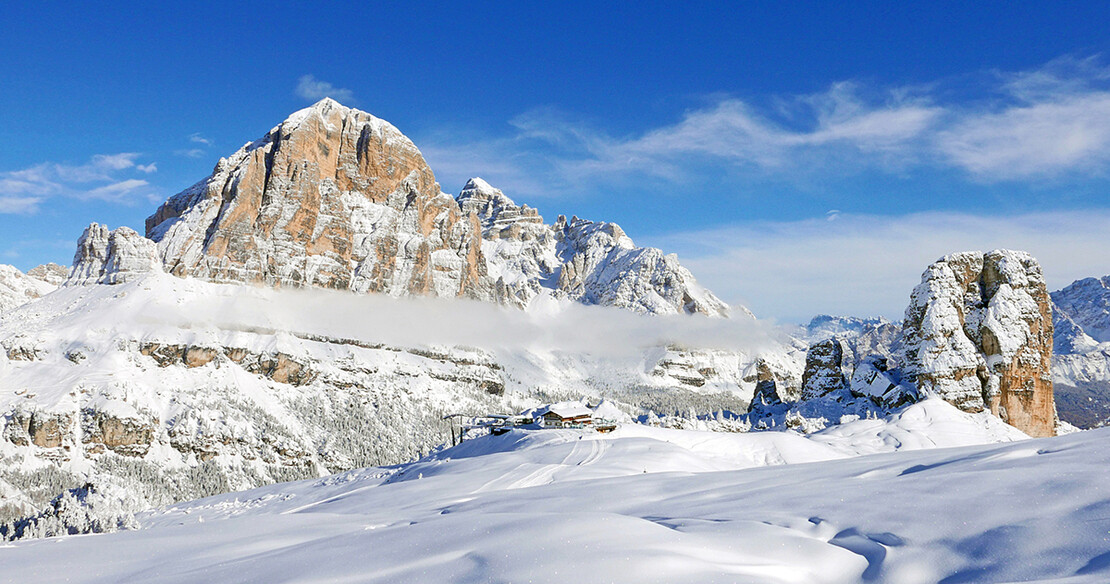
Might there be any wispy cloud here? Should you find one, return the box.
[651,209,1110,323]
[935,57,1110,180]
[81,179,151,202]
[421,56,1110,196]
[174,148,206,159]
[188,133,212,145]
[0,196,42,214]
[0,153,157,212]
[295,75,355,104]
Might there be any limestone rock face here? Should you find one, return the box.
[136,99,727,316]
[799,339,848,401]
[66,224,160,286]
[553,215,729,316]
[458,178,561,308]
[901,250,1056,437]
[146,98,489,300]
[82,410,156,457]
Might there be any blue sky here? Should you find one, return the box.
[3,2,1110,322]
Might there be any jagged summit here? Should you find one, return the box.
[143,99,484,298]
[280,98,368,134]
[459,176,498,196]
[120,102,732,316]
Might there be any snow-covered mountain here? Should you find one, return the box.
[0,270,789,529]
[0,100,794,532]
[144,98,725,317]
[1051,276,1110,428]
[753,250,1061,437]
[8,399,1109,584]
[0,98,1079,545]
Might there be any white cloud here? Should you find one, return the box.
[0,196,42,214]
[651,210,1110,323]
[188,133,212,145]
[422,84,943,194]
[81,179,151,202]
[937,94,1110,179]
[165,285,781,359]
[89,153,141,172]
[421,57,1110,193]
[602,87,941,170]
[295,75,355,104]
[0,153,157,211]
[174,149,205,159]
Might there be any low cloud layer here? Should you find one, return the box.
[652,209,1110,323]
[157,284,783,360]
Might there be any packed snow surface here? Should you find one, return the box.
[6,399,1104,584]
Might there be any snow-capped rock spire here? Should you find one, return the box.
[66,223,161,286]
[900,249,1057,437]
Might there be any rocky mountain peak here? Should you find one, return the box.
[0,265,59,313]
[57,101,735,318]
[144,100,487,299]
[1052,276,1110,344]
[457,177,544,239]
[26,264,68,286]
[900,249,1056,437]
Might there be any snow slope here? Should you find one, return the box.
[0,271,796,524]
[3,399,1086,584]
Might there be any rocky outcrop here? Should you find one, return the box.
[0,265,59,313]
[5,410,74,449]
[139,342,317,386]
[26,263,68,286]
[799,339,848,400]
[552,215,729,316]
[901,250,1056,437]
[147,98,489,299]
[801,315,902,371]
[746,360,784,411]
[457,177,729,316]
[82,410,156,457]
[66,224,160,286]
[849,356,916,408]
[458,178,561,308]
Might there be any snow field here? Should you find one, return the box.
[6,398,1103,583]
